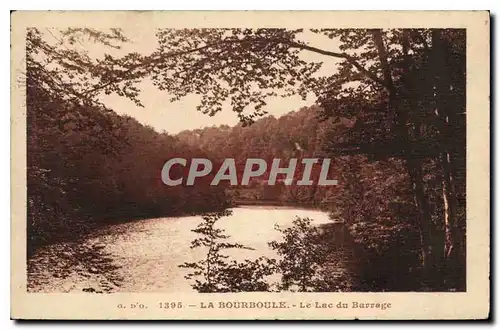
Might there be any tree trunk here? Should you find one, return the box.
[431,29,463,289]
[372,29,435,286]
[407,158,433,270]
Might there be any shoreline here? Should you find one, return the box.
[231,199,327,211]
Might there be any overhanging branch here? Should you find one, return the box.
[80,35,390,99]
[282,40,389,89]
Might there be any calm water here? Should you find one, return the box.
[28,206,352,293]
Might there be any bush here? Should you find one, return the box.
[269,217,329,292]
[179,210,275,292]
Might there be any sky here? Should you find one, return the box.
[51,28,342,134]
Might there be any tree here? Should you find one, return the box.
[269,217,328,292]
[179,211,275,292]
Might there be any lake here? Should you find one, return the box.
[27,206,358,293]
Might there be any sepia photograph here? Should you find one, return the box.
[11,11,490,320]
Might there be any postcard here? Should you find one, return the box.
[11,10,490,320]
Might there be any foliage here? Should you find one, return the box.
[179,211,275,292]
[180,213,341,293]
[269,217,329,292]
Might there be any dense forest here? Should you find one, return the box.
[26,27,466,291]
[26,30,229,254]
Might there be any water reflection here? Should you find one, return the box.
[28,206,358,293]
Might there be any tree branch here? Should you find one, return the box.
[370,30,395,94]
[81,36,390,99]
[282,40,389,89]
